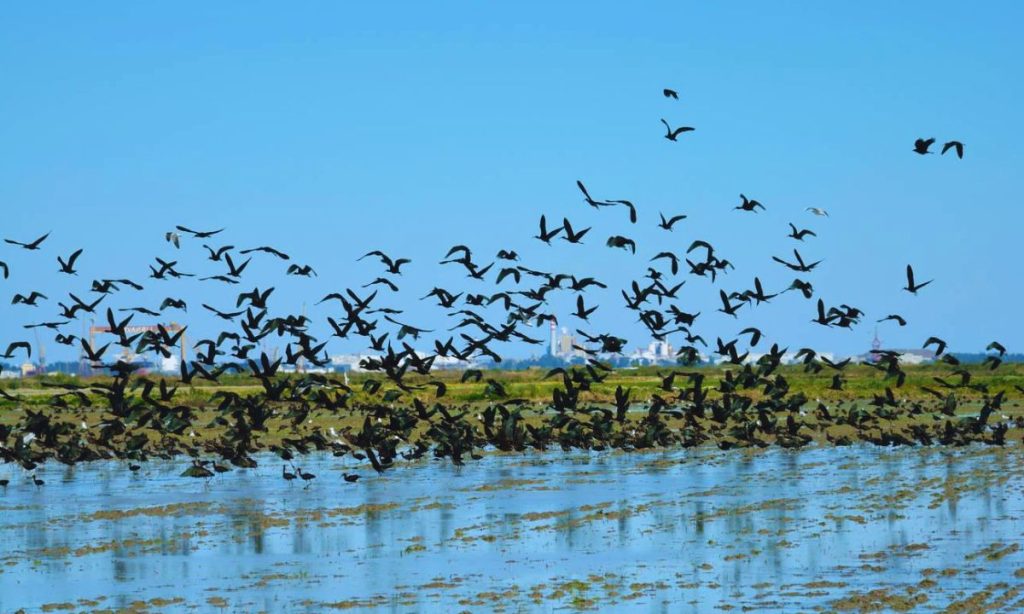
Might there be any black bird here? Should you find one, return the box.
[663,88,678,99]
[877,314,907,326]
[343,473,360,483]
[1,341,31,359]
[359,250,411,275]
[785,278,814,299]
[295,467,316,486]
[534,215,562,244]
[5,232,50,250]
[658,212,687,231]
[738,327,763,347]
[32,475,44,489]
[282,465,296,482]
[160,297,188,311]
[772,249,822,273]
[363,277,399,292]
[203,304,245,321]
[903,264,932,294]
[496,250,519,261]
[717,290,742,318]
[576,180,610,209]
[0,261,7,279]
[987,341,1007,357]
[787,223,816,241]
[224,253,251,278]
[650,252,679,275]
[286,264,317,277]
[57,249,83,275]
[913,138,935,155]
[241,246,290,260]
[660,119,694,141]
[941,140,964,159]
[606,236,636,254]
[923,336,948,356]
[735,194,764,212]
[176,225,225,239]
[202,244,234,261]
[12,292,47,306]
[573,295,598,321]
[562,218,591,244]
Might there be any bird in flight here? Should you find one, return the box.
[903,264,932,294]
[606,235,636,254]
[663,88,678,99]
[534,215,562,244]
[658,212,687,231]
[176,225,225,239]
[805,207,829,217]
[359,250,411,275]
[913,138,935,155]
[941,140,964,159]
[5,232,50,250]
[660,119,695,141]
[57,248,83,275]
[787,223,816,241]
[735,194,764,213]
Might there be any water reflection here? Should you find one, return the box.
[0,444,1021,612]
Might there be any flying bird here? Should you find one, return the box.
[787,223,816,241]
[12,291,47,306]
[941,140,964,159]
[658,212,687,231]
[561,218,591,244]
[735,194,764,212]
[359,250,411,275]
[176,225,225,239]
[241,246,291,260]
[4,232,50,250]
[913,138,935,155]
[606,236,636,254]
[534,215,562,244]
[56,249,83,275]
[663,88,678,99]
[903,264,932,294]
[660,119,695,141]
[806,207,829,217]
[286,264,317,277]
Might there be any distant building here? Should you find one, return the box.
[859,329,935,365]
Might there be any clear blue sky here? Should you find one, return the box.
[1,2,1022,363]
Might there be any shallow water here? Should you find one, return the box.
[1,444,1023,612]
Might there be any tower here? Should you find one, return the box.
[549,320,558,356]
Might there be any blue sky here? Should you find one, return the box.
[1,2,1022,363]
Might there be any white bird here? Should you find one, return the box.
[165,231,181,248]
[806,207,829,217]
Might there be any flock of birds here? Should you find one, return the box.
[0,87,1015,490]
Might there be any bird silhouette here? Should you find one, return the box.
[735,194,764,212]
[658,212,687,231]
[534,215,562,244]
[5,232,50,250]
[913,137,935,154]
[56,249,83,275]
[903,264,932,294]
[941,140,964,159]
[660,119,695,141]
